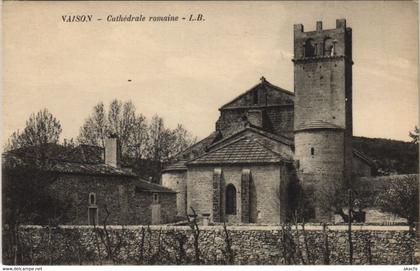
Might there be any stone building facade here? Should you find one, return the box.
[3,137,177,225]
[163,19,377,224]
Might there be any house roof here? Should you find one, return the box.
[3,144,135,177]
[295,120,344,132]
[187,137,288,166]
[134,178,177,193]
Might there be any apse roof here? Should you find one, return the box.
[187,137,288,166]
[295,120,344,132]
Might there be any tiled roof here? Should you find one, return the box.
[50,161,136,177]
[188,137,285,165]
[3,144,135,177]
[135,179,176,193]
[162,160,187,172]
[208,126,293,151]
[295,120,343,131]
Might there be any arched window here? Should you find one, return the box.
[225,184,237,215]
[153,193,159,204]
[304,39,316,57]
[89,192,96,205]
[311,147,315,156]
[324,38,334,56]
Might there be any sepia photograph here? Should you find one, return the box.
[1,1,419,268]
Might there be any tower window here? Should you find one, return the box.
[311,147,315,156]
[225,184,237,215]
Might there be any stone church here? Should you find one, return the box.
[162,19,374,224]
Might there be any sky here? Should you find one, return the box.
[2,1,419,144]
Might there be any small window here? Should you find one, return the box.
[153,193,159,204]
[311,147,315,156]
[89,193,96,205]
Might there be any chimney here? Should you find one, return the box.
[105,135,121,167]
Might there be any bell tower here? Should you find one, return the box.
[292,19,353,221]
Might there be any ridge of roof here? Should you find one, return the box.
[219,78,294,110]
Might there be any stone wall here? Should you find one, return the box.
[161,171,187,217]
[216,106,294,138]
[4,225,415,265]
[49,174,176,225]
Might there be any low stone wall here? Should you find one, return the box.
[3,224,415,265]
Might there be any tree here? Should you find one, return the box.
[77,100,147,157]
[2,153,72,265]
[146,115,173,162]
[78,102,108,148]
[170,124,197,159]
[125,114,149,160]
[5,109,62,150]
[375,175,419,225]
[77,100,196,183]
[146,117,197,163]
[409,126,419,144]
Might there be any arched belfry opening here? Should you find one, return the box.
[304,39,316,57]
[324,37,334,56]
[225,184,237,215]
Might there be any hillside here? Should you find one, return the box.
[353,136,418,175]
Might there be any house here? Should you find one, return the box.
[2,136,177,225]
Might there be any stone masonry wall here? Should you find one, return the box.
[161,171,187,217]
[188,165,285,224]
[49,174,176,225]
[5,225,415,265]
